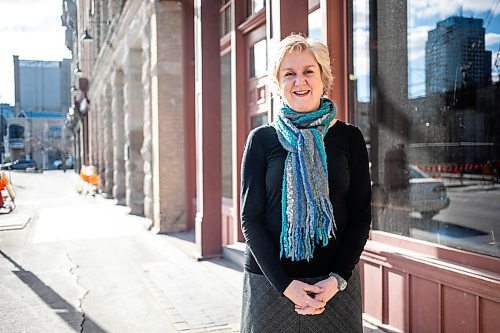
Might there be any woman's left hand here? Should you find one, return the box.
[294,277,339,315]
[313,276,339,303]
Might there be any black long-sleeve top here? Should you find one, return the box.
[240,120,372,294]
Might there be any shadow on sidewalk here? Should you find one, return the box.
[0,249,108,333]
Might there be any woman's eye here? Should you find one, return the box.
[284,72,294,77]
[305,69,314,74]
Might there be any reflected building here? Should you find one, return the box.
[426,16,491,94]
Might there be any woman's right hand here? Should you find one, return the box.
[283,280,326,313]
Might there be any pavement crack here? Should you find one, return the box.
[66,253,89,333]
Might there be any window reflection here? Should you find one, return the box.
[352,0,500,257]
[250,39,267,78]
[308,8,322,41]
[248,0,265,16]
[251,114,267,129]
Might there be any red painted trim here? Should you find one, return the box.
[323,0,349,122]
[183,0,196,231]
[269,0,308,38]
[369,230,500,275]
[231,0,247,243]
[237,8,266,34]
[220,33,231,54]
[196,0,223,257]
[361,246,500,303]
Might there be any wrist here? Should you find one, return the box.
[328,272,347,291]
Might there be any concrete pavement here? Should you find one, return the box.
[0,170,384,332]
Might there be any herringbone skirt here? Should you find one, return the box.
[240,267,362,333]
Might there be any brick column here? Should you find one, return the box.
[103,83,114,197]
[370,0,411,234]
[194,0,222,258]
[96,95,105,187]
[150,1,186,232]
[123,49,145,216]
[112,70,126,205]
[141,30,153,220]
[89,99,97,166]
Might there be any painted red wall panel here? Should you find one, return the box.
[480,298,500,333]
[384,269,406,331]
[410,276,439,333]
[442,286,476,333]
[362,262,382,321]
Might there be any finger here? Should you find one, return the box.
[302,284,324,294]
[295,307,314,315]
[296,306,325,316]
[316,307,325,315]
[305,295,326,309]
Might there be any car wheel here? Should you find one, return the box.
[421,211,439,219]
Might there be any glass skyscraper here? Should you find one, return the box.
[426,16,492,94]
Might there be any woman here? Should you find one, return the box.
[240,34,371,332]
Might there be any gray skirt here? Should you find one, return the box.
[240,267,362,333]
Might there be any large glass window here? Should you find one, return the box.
[308,8,322,41]
[250,39,267,78]
[248,0,265,16]
[220,0,232,37]
[352,0,500,257]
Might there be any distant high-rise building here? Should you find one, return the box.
[426,16,491,94]
[13,56,71,114]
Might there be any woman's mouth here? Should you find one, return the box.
[292,90,310,97]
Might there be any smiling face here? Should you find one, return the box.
[278,49,324,113]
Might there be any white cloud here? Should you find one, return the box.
[353,0,369,30]
[353,29,369,77]
[410,0,500,20]
[408,25,434,61]
[486,32,500,46]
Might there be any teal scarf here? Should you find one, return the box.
[273,98,337,261]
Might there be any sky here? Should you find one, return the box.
[0,0,71,105]
[353,0,500,101]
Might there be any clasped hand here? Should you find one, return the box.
[283,277,339,315]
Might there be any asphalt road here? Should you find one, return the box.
[411,184,500,257]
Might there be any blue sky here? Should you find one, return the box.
[354,0,500,101]
[0,0,71,105]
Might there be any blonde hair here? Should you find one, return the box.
[270,34,333,97]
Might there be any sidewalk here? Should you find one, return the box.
[155,229,385,333]
[0,175,385,332]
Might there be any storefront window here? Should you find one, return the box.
[220,0,232,37]
[308,8,322,41]
[250,39,267,78]
[352,0,500,257]
[248,0,265,16]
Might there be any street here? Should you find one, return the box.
[412,183,500,257]
[0,171,243,333]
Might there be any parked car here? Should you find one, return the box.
[408,165,450,219]
[7,159,37,170]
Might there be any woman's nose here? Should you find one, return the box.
[294,74,307,86]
